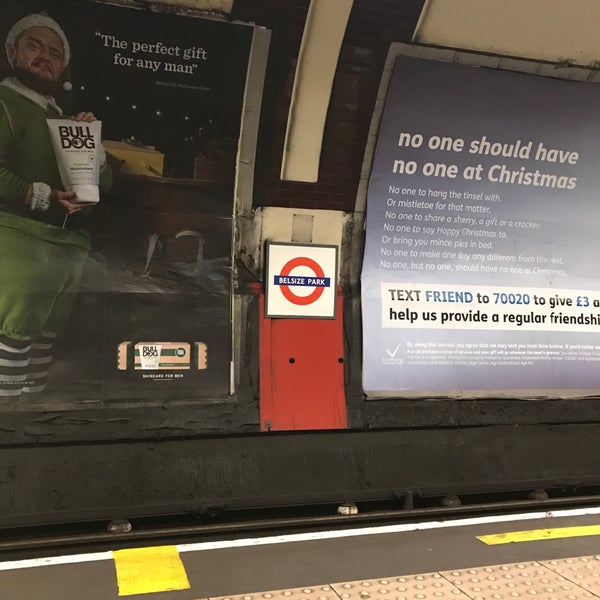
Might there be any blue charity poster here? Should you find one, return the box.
[361,55,600,397]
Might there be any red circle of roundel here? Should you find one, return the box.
[279,256,326,305]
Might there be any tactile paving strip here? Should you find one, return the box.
[210,556,600,600]
[441,561,600,599]
[212,584,339,600]
[330,574,472,599]
[541,556,600,595]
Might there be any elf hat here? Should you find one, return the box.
[6,13,70,68]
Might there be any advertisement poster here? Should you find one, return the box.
[0,0,253,403]
[361,56,600,397]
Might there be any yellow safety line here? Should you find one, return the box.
[478,524,600,545]
[113,545,190,596]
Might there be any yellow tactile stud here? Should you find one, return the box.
[113,545,190,596]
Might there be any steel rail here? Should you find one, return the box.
[0,493,599,556]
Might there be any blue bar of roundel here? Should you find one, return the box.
[274,276,331,287]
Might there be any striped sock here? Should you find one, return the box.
[22,332,55,395]
[0,335,32,398]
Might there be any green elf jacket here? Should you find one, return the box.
[0,77,113,338]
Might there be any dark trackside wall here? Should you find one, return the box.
[2,424,600,528]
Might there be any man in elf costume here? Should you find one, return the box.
[0,12,112,398]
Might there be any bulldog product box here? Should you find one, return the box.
[117,342,208,370]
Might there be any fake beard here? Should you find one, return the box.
[14,65,63,97]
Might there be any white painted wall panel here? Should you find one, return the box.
[415,0,600,65]
[280,0,354,182]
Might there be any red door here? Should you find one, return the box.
[259,291,347,431]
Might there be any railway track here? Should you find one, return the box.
[2,488,599,558]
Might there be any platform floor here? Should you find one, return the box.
[1,507,600,599]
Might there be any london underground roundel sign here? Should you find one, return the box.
[266,242,338,318]
[278,256,327,305]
